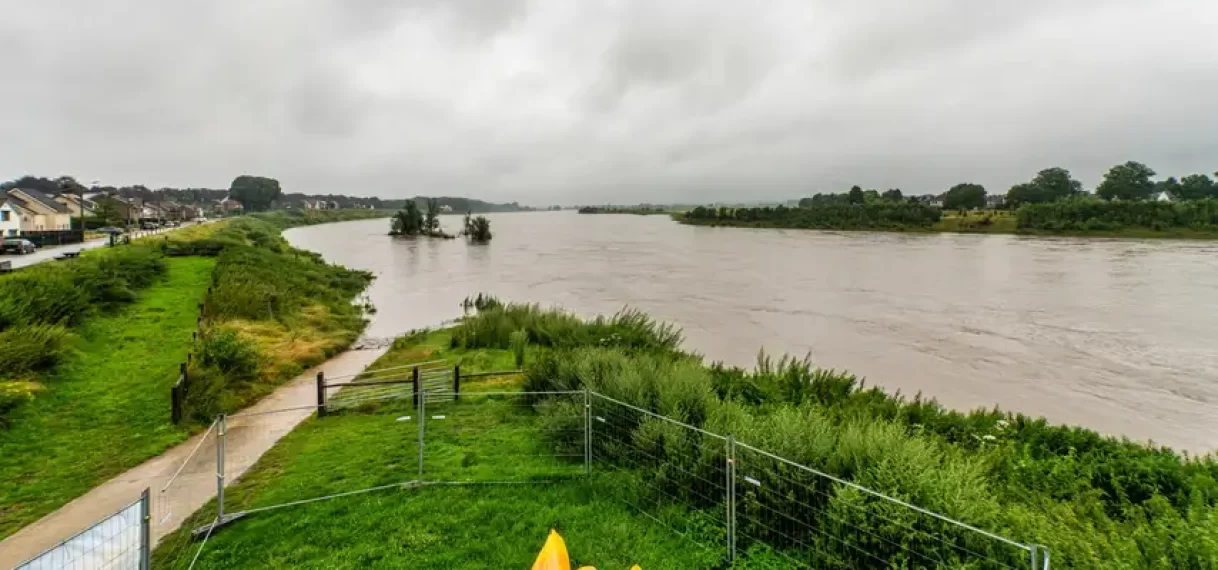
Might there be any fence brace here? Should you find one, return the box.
[726,434,736,564]
[140,487,151,570]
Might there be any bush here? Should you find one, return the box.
[0,325,73,376]
[495,301,1218,568]
[452,302,681,353]
[1016,197,1218,232]
[509,329,527,368]
[199,328,262,381]
[682,202,942,229]
[0,381,44,427]
[0,245,167,329]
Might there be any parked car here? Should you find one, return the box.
[141,221,159,230]
[1,238,37,255]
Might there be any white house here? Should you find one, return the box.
[0,200,21,237]
[5,188,73,231]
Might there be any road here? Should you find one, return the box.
[0,347,387,568]
[1,222,210,270]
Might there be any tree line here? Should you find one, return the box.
[683,201,942,230]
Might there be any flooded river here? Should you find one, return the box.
[286,212,1218,452]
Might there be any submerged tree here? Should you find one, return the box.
[424,198,440,234]
[390,201,424,235]
[463,209,473,235]
[468,216,492,242]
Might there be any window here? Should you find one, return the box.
[0,210,9,221]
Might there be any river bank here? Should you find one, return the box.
[677,201,1218,240]
[151,302,1218,569]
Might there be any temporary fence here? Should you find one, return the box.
[165,371,1048,569]
[13,490,150,570]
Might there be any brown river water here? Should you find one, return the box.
[285,212,1218,452]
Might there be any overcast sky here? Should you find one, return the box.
[2,1,1216,205]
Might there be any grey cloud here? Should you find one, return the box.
[1,0,1217,203]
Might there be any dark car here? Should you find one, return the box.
[1,238,36,254]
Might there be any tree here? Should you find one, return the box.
[1006,167,1083,206]
[847,185,864,205]
[943,183,987,210]
[391,201,424,235]
[92,198,123,224]
[882,189,903,201]
[1031,168,1083,200]
[1176,174,1217,201]
[463,209,474,235]
[1096,161,1156,201]
[424,198,440,234]
[468,216,492,242]
[862,189,880,203]
[228,175,282,211]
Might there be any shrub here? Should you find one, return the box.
[0,325,73,376]
[509,329,527,368]
[199,328,262,381]
[0,381,44,427]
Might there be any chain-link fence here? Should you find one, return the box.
[14,490,149,570]
[160,381,1049,569]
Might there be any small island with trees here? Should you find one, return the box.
[389,197,492,242]
[679,161,1218,238]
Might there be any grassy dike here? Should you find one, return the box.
[0,211,380,540]
[156,301,1218,569]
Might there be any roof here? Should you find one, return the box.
[10,187,71,213]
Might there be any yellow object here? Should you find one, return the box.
[532,530,570,570]
[530,530,641,570]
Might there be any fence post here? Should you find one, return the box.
[139,487,151,570]
[452,365,460,401]
[417,389,425,481]
[726,435,736,564]
[216,414,227,522]
[316,371,326,418]
[412,366,420,409]
[584,389,591,476]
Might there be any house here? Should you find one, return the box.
[985,194,1006,209]
[439,205,454,213]
[54,193,97,217]
[0,200,20,237]
[5,188,73,231]
[219,198,244,214]
[141,202,166,220]
[1156,191,1174,202]
[92,195,142,225]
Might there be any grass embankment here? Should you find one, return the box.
[169,215,373,422]
[0,210,374,539]
[154,328,717,570]
[0,256,214,538]
[163,301,1218,569]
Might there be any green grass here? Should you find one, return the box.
[153,332,721,569]
[0,257,215,538]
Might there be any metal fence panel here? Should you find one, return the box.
[15,491,148,570]
[587,392,730,562]
[733,442,1034,569]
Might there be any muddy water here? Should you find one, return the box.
[285,212,1218,452]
